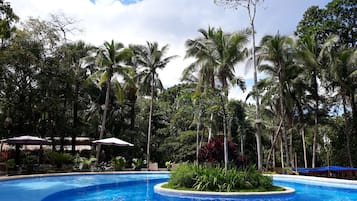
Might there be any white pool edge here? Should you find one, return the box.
[271,174,357,185]
[154,182,295,196]
[0,171,170,181]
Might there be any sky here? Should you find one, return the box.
[10,0,329,101]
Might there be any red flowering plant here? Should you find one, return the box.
[198,135,247,167]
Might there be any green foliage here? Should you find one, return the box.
[111,156,126,170]
[131,158,143,170]
[296,0,356,47]
[0,0,19,42]
[165,160,172,170]
[5,158,16,169]
[45,151,73,168]
[73,154,97,171]
[167,163,273,192]
[81,156,97,170]
[168,163,200,188]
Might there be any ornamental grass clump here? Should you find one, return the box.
[167,163,274,192]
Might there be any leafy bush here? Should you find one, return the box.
[131,158,143,170]
[82,156,97,170]
[111,156,126,171]
[168,163,199,188]
[5,159,16,169]
[167,163,274,192]
[73,154,97,171]
[165,161,172,170]
[46,151,73,168]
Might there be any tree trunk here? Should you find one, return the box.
[196,118,201,164]
[251,21,263,171]
[279,74,289,167]
[301,128,308,168]
[280,136,284,169]
[72,81,79,155]
[272,131,276,169]
[96,75,111,163]
[289,130,293,167]
[228,116,233,141]
[220,94,228,172]
[146,72,154,169]
[342,93,353,167]
[270,131,275,169]
[349,89,357,138]
[240,130,244,157]
[312,74,319,168]
[208,113,214,140]
[266,119,283,169]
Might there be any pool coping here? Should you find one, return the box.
[0,171,170,181]
[154,182,295,196]
[271,174,357,185]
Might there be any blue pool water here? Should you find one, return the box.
[1,173,357,201]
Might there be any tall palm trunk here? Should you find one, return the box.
[349,90,357,137]
[271,131,276,168]
[96,74,111,163]
[146,72,154,169]
[72,81,79,155]
[228,116,233,141]
[342,91,353,167]
[220,93,228,171]
[312,73,319,168]
[196,110,201,163]
[279,70,289,167]
[280,135,284,169]
[208,113,214,140]
[251,20,263,171]
[301,128,308,168]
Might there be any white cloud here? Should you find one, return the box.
[10,0,328,100]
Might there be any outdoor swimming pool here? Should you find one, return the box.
[0,173,357,201]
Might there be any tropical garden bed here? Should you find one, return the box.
[162,163,286,193]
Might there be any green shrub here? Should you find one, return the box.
[168,163,199,188]
[167,163,274,192]
[111,156,126,171]
[5,159,16,169]
[165,161,172,170]
[46,151,73,168]
[131,158,143,170]
[81,156,97,170]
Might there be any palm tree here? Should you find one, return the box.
[296,35,338,168]
[329,46,357,167]
[258,33,295,168]
[132,41,177,168]
[214,0,264,171]
[92,40,133,162]
[183,27,248,170]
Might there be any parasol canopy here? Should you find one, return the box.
[6,135,50,145]
[92,137,134,147]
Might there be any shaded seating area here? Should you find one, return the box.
[293,166,357,179]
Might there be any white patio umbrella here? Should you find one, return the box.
[6,135,50,145]
[5,135,50,165]
[92,137,134,147]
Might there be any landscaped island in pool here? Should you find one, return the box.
[1,173,357,201]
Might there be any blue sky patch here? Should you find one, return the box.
[90,0,142,5]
